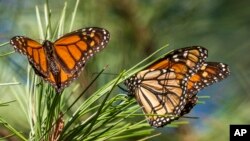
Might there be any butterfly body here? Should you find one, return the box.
[10,27,110,93]
[31,40,62,90]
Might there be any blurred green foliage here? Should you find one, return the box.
[1,0,250,141]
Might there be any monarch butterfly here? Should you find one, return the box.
[10,27,110,93]
[124,46,230,127]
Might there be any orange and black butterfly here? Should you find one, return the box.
[124,46,230,127]
[10,27,110,93]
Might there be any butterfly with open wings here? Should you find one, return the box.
[10,27,110,93]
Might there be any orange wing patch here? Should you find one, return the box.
[76,41,87,51]
[54,28,110,74]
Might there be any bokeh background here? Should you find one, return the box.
[0,0,250,140]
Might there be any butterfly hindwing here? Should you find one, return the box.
[45,67,82,92]
[180,95,198,116]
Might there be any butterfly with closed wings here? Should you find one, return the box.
[10,27,110,93]
[124,46,230,127]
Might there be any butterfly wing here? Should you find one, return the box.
[187,62,230,97]
[148,46,208,77]
[46,66,81,93]
[180,62,230,115]
[53,27,110,74]
[10,36,49,77]
[179,95,198,116]
[126,69,187,127]
[25,52,79,93]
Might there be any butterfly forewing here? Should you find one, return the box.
[187,62,230,97]
[148,46,208,77]
[181,62,230,115]
[10,36,49,77]
[54,27,110,74]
